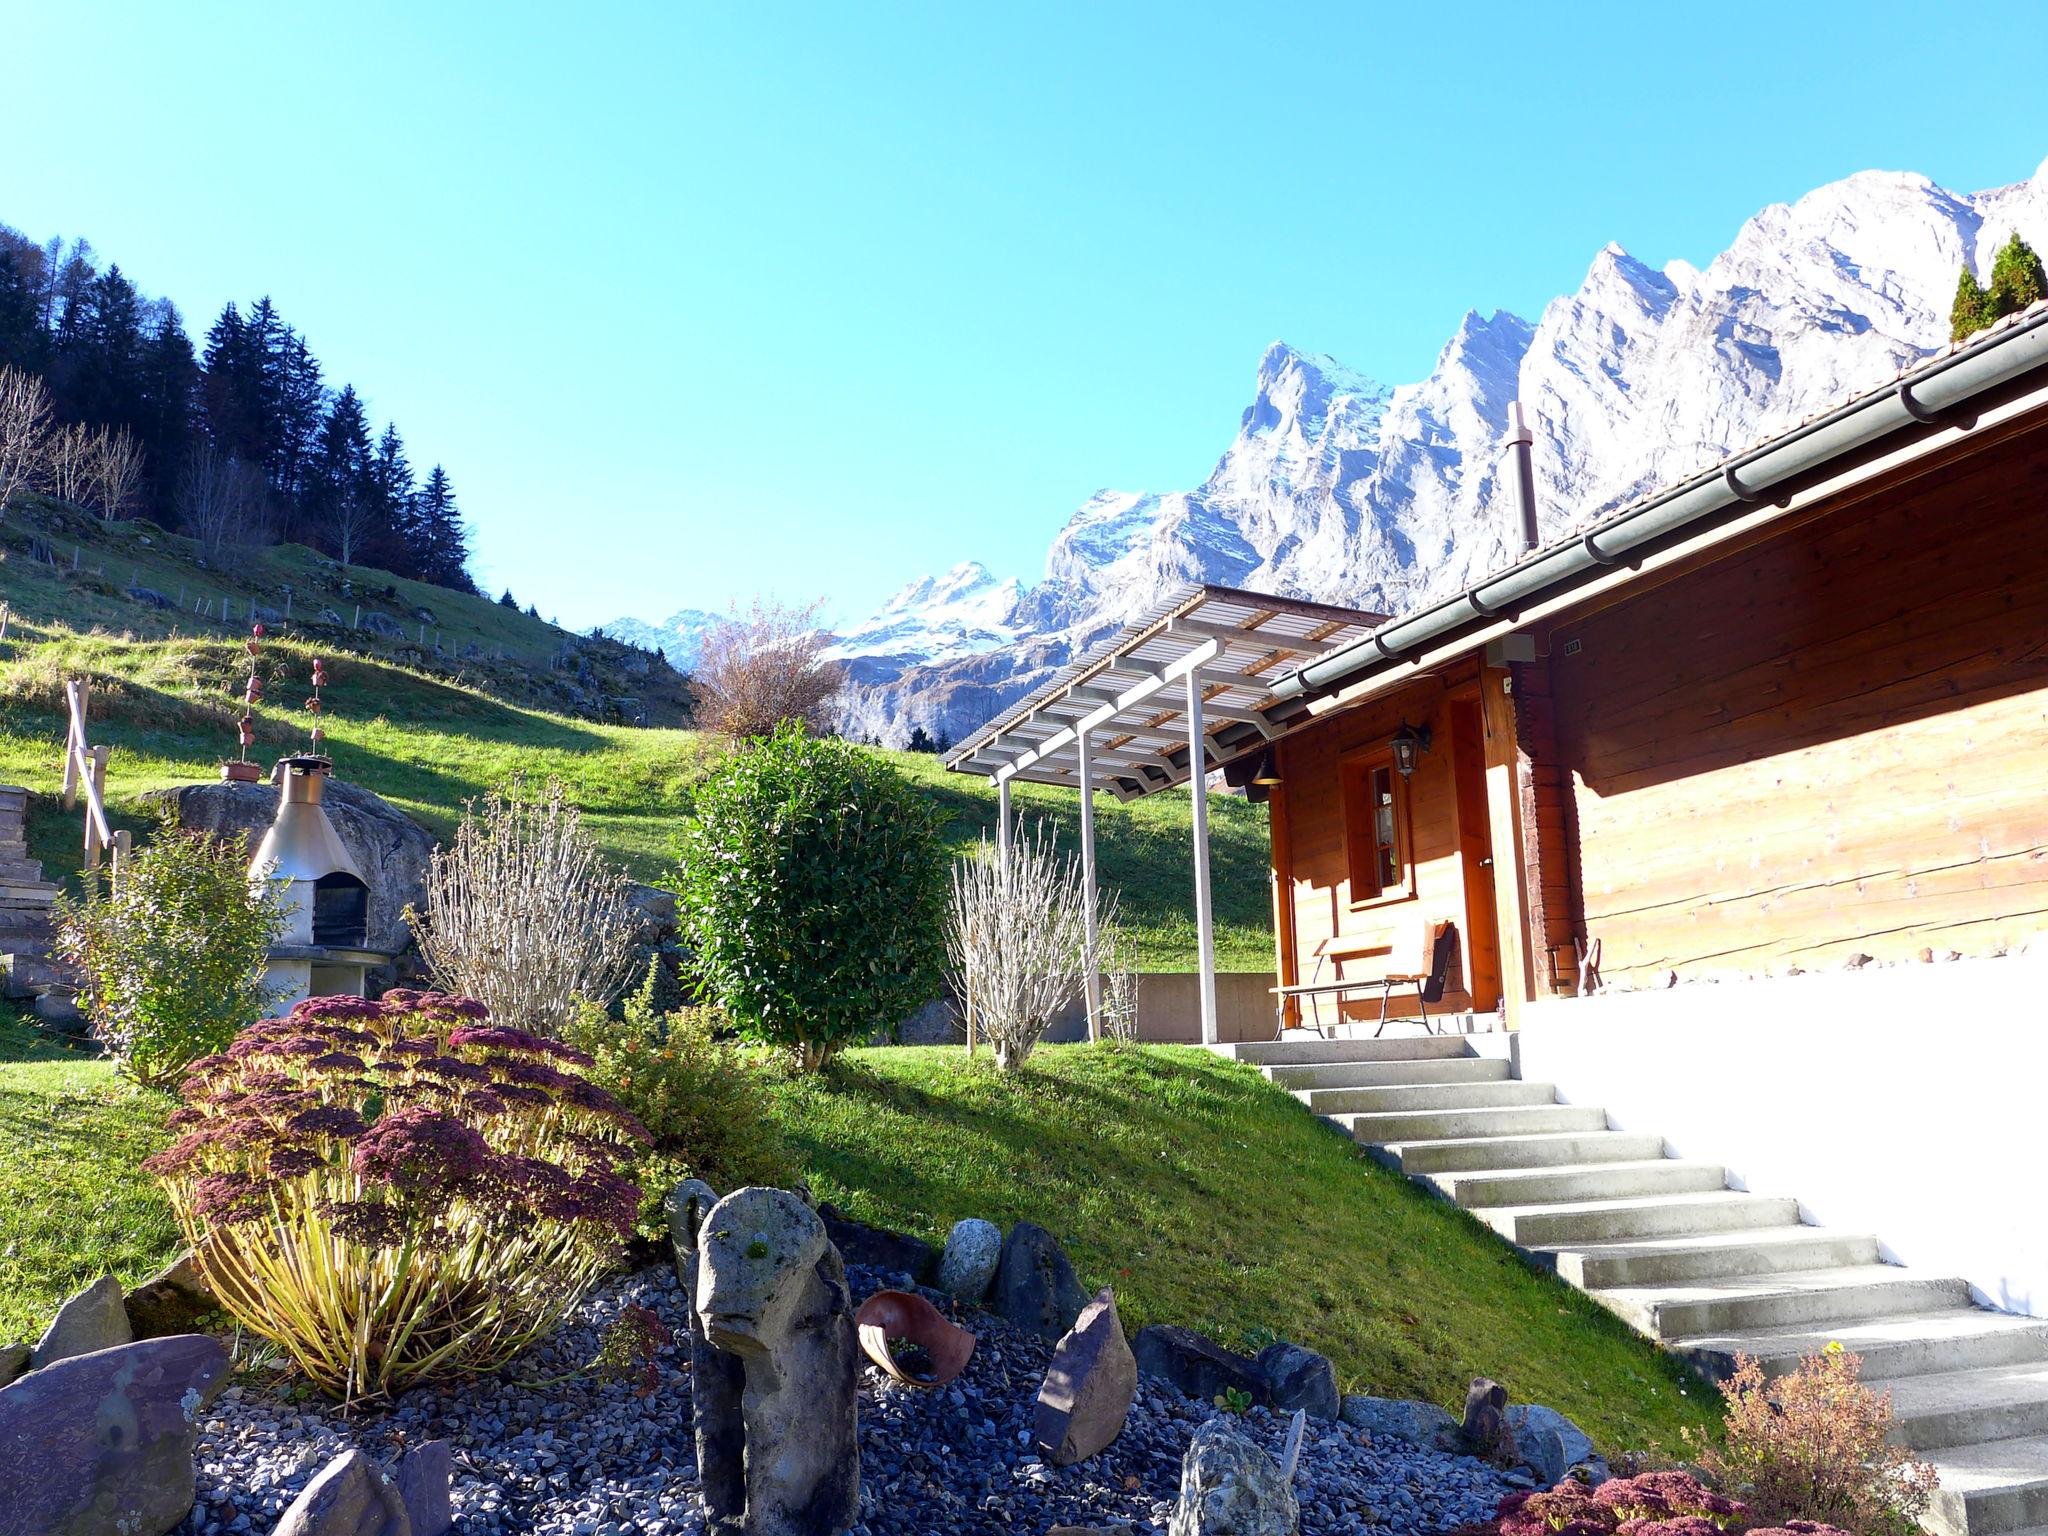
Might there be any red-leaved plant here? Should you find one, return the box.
[146,989,650,1400]
[1466,1470,1854,1536]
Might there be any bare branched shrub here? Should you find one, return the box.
[1100,920,1140,1043]
[693,597,843,738]
[0,365,52,514]
[411,779,640,1037]
[86,425,144,523]
[46,420,93,506]
[178,440,268,554]
[947,820,1089,1071]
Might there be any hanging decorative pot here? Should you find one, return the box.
[854,1289,976,1388]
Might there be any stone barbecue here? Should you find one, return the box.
[249,754,392,1011]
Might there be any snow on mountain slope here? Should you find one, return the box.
[627,157,2048,747]
[598,607,724,667]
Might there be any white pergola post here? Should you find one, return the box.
[1186,672,1219,1044]
[995,774,1012,861]
[1078,725,1102,1040]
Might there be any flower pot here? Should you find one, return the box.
[220,760,263,784]
[854,1288,976,1388]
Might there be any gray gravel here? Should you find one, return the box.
[177,1262,1515,1536]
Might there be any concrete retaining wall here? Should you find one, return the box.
[1515,951,2048,1317]
[892,972,1279,1047]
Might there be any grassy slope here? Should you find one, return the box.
[0,628,1276,970]
[0,1034,1718,1454]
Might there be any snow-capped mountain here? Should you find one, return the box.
[632,157,2048,747]
[597,607,724,667]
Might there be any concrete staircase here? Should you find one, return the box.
[1213,1031,2048,1536]
[0,786,80,1026]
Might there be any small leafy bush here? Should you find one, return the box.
[1690,1345,1937,1536]
[56,823,287,1087]
[145,990,649,1400]
[670,724,945,1070]
[564,966,797,1228]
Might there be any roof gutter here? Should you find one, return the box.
[1269,308,2048,702]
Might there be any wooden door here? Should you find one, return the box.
[1448,697,1502,1013]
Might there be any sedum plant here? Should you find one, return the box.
[56,824,287,1088]
[1482,1469,1854,1536]
[144,989,648,1400]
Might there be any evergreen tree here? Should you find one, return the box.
[1988,235,2048,320]
[309,385,379,563]
[135,303,199,517]
[202,302,266,463]
[0,242,45,375]
[1951,267,1992,343]
[499,588,519,609]
[369,423,417,573]
[53,264,146,427]
[905,724,935,753]
[412,465,474,591]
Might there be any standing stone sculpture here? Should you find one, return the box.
[1034,1287,1137,1465]
[668,1179,748,1525]
[1461,1376,1511,1459]
[1168,1417,1300,1536]
[694,1187,861,1536]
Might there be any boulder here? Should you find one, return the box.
[936,1217,1003,1301]
[1339,1395,1457,1448]
[1255,1341,1339,1421]
[273,1447,411,1536]
[1168,1417,1300,1536]
[144,776,437,958]
[33,1274,132,1367]
[1505,1404,1600,1484]
[0,1334,230,1536]
[1461,1376,1511,1458]
[1133,1325,1269,1408]
[125,1250,217,1338]
[0,1346,24,1388]
[396,1439,453,1536]
[819,1203,936,1280]
[362,611,408,640]
[127,586,173,609]
[993,1221,1090,1343]
[1035,1288,1137,1465]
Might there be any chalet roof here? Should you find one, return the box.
[940,584,1385,799]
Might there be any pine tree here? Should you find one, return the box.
[309,385,379,564]
[1951,267,1993,343]
[369,423,417,574]
[1988,234,2048,320]
[413,465,474,592]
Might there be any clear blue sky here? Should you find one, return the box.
[6,2,2045,630]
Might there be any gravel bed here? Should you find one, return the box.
[177,1261,1516,1536]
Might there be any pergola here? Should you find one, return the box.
[942,583,1388,1043]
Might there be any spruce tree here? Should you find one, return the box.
[499,588,519,609]
[1988,234,2048,321]
[1951,267,1992,343]
[413,465,474,592]
[135,304,199,516]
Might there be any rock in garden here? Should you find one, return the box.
[819,1202,936,1280]
[667,1179,748,1520]
[1168,1416,1300,1536]
[396,1439,453,1536]
[1255,1341,1339,1421]
[0,1346,24,1389]
[665,1178,722,1297]
[1133,1325,1269,1408]
[0,1333,229,1536]
[994,1221,1090,1343]
[1462,1376,1511,1457]
[696,1187,860,1536]
[124,1250,217,1339]
[1505,1403,1599,1484]
[273,1447,411,1536]
[32,1273,132,1367]
[936,1216,1004,1301]
[1035,1287,1137,1465]
[1339,1394,1457,1447]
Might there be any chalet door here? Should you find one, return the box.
[1448,697,1502,1013]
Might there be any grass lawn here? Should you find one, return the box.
[0,1012,178,1343]
[0,628,1277,970]
[0,1031,1716,1454]
[769,1043,1720,1454]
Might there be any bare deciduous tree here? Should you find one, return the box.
[46,421,93,506]
[178,441,267,555]
[86,426,144,523]
[410,779,641,1038]
[0,365,53,516]
[693,597,844,738]
[947,820,1094,1071]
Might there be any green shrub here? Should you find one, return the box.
[669,724,946,1069]
[565,966,797,1226]
[55,823,287,1087]
[1989,233,2048,320]
[1951,266,1994,342]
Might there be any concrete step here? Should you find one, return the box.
[0,883,58,904]
[1890,1364,2048,1453]
[1431,1159,1730,1210]
[1213,1035,1479,1067]
[1266,1056,1510,1090]
[1545,1225,1882,1290]
[1922,1432,2048,1536]
[1482,1190,1800,1248]
[1373,1129,1669,1175]
[1671,1309,2048,1384]
[0,861,47,883]
[1595,1264,1974,1340]
[1344,1102,1611,1143]
[1298,1078,1558,1115]
[1,953,70,994]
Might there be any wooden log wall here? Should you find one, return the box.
[1548,423,2048,985]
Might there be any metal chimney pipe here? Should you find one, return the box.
[1504,400,1541,554]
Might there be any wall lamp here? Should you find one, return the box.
[1390,720,1432,780]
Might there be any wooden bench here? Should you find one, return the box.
[1270,920,1459,1039]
